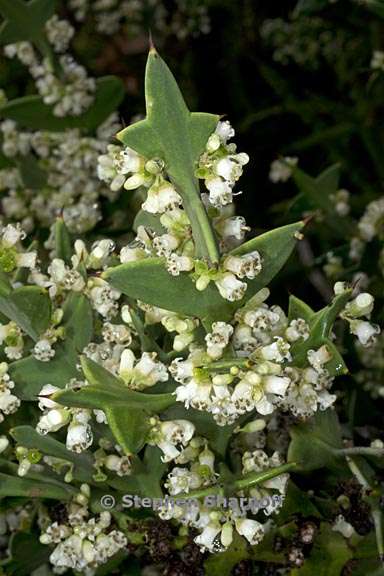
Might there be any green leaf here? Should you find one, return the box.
[9,341,79,400]
[290,289,351,376]
[10,426,94,481]
[103,221,304,323]
[0,531,51,576]
[294,0,329,15]
[288,409,343,471]
[0,76,125,131]
[288,295,315,324]
[291,523,353,575]
[62,293,94,351]
[204,533,250,576]
[229,221,305,302]
[53,356,175,413]
[105,406,150,455]
[54,218,72,264]
[0,471,75,499]
[117,49,219,263]
[278,481,322,522]
[133,209,165,235]
[0,0,57,44]
[0,285,51,341]
[16,155,47,189]
[292,165,354,237]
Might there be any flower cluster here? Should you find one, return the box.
[4,15,95,117]
[69,0,210,39]
[101,121,262,300]
[40,488,127,574]
[169,293,340,423]
[0,113,120,233]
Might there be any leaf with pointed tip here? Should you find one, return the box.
[0,285,51,341]
[133,209,165,235]
[9,341,79,400]
[104,221,304,323]
[10,426,94,481]
[292,165,354,237]
[105,406,150,455]
[0,77,124,131]
[1,531,51,576]
[54,218,72,264]
[17,155,46,189]
[53,356,175,413]
[0,0,57,44]
[288,294,315,324]
[290,289,351,376]
[0,472,75,499]
[62,293,94,351]
[288,409,343,472]
[117,50,219,262]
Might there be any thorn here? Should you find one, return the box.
[148,31,157,54]
[219,113,228,120]
[302,213,316,227]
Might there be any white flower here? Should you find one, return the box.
[66,411,93,453]
[152,419,195,463]
[153,233,180,257]
[235,518,264,545]
[214,153,249,183]
[285,318,310,342]
[142,182,182,214]
[224,251,262,279]
[165,467,201,494]
[194,522,221,552]
[166,253,194,276]
[332,515,356,538]
[260,337,291,362]
[215,120,235,142]
[215,272,247,301]
[0,435,9,453]
[119,350,168,390]
[33,339,55,362]
[349,320,380,347]
[205,176,233,207]
[37,408,70,434]
[269,157,298,183]
[205,322,234,359]
[371,50,384,71]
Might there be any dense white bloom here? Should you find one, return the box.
[0,362,20,422]
[119,349,168,390]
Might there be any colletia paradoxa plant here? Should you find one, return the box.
[0,47,382,575]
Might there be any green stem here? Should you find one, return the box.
[181,462,297,500]
[336,447,384,458]
[128,302,168,363]
[235,462,297,491]
[182,180,220,265]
